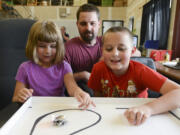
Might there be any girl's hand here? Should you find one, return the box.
[74,89,96,110]
[64,73,95,109]
[15,88,33,103]
[124,105,152,125]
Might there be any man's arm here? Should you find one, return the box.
[73,71,91,82]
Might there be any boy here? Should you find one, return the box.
[88,26,180,125]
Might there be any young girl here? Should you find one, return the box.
[88,26,180,125]
[12,20,95,109]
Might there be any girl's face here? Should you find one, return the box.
[37,41,57,67]
[102,32,133,76]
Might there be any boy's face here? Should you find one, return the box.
[77,12,100,44]
[102,32,133,75]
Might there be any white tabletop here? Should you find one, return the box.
[0,97,180,135]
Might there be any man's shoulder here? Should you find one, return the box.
[65,37,80,46]
[65,37,83,54]
[65,36,102,46]
[95,36,102,46]
[96,36,102,42]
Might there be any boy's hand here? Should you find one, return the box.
[74,89,96,110]
[16,88,33,103]
[124,105,152,125]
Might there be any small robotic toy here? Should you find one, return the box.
[53,115,66,126]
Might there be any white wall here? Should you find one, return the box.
[55,19,79,38]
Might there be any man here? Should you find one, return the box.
[65,4,102,96]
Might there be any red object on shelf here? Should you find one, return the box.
[150,50,172,61]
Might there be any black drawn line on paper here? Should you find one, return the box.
[169,111,180,120]
[29,109,101,135]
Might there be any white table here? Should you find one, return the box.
[0,97,180,135]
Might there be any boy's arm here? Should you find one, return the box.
[146,79,180,114]
[124,79,180,125]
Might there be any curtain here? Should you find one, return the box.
[140,0,171,50]
[153,0,171,49]
[140,2,154,47]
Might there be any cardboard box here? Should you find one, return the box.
[150,50,172,61]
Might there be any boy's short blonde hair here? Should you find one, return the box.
[102,26,134,47]
[26,20,64,65]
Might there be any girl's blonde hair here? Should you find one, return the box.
[26,20,64,65]
[102,26,134,47]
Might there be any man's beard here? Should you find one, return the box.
[80,30,95,44]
